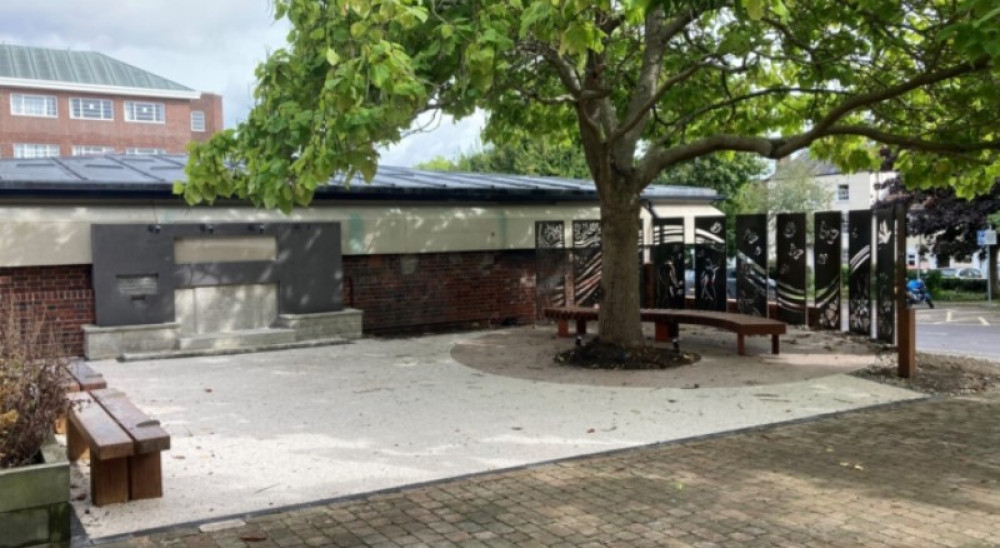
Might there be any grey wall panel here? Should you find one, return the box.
[776,213,807,325]
[814,211,843,330]
[91,222,343,326]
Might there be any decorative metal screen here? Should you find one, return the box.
[652,217,686,309]
[694,216,726,311]
[776,213,807,325]
[813,211,843,330]
[735,214,768,317]
[875,208,896,343]
[848,210,873,336]
[572,220,602,307]
[535,221,567,318]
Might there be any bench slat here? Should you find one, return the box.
[91,388,171,454]
[66,361,108,391]
[68,393,134,460]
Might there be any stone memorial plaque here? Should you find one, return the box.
[117,275,159,296]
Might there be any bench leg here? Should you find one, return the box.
[772,335,780,355]
[575,318,587,336]
[91,457,130,506]
[557,319,569,338]
[66,420,89,462]
[655,321,673,342]
[130,452,164,500]
[737,334,746,356]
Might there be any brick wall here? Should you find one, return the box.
[0,87,218,157]
[0,265,94,356]
[343,251,538,334]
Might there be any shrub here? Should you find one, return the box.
[0,299,68,468]
[939,277,986,292]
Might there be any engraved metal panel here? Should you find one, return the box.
[735,214,768,317]
[652,217,685,309]
[814,211,843,330]
[572,220,602,307]
[776,213,807,325]
[535,221,568,318]
[694,216,726,311]
[848,210,873,336]
[875,208,896,343]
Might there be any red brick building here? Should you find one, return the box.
[0,44,222,158]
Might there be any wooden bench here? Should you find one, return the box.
[543,307,786,356]
[56,362,109,434]
[67,388,170,506]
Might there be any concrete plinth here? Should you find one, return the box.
[276,309,364,341]
[83,323,181,360]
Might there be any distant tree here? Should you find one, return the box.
[735,158,833,245]
[414,137,591,178]
[881,176,1000,295]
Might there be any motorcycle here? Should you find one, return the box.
[906,283,934,309]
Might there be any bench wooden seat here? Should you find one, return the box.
[543,306,786,356]
[67,388,170,506]
[56,362,109,435]
[61,361,108,393]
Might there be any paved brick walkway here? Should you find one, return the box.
[97,393,1000,547]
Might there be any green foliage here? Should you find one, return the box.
[733,157,833,243]
[414,137,592,178]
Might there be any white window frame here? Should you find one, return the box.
[124,101,165,124]
[837,184,850,201]
[125,147,166,156]
[191,110,206,132]
[72,145,115,156]
[14,143,61,159]
[11,93,57,118]
[69,98,114,121]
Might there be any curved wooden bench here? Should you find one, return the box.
[543,307,786,356]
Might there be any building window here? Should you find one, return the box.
[14,144,61,159]
[70,98,114,120]
[11,94,57,117]
[72,145,115,156]
[125,148,166,155]
[837,184,850,201]
[124,101,165,123]
[191,111,206,132]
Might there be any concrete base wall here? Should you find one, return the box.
[276,309,364,341]
[83,322,181,360]
[175,284,278,335]
[0,438,70,548]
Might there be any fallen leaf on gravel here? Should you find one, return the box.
[73,493,87,501]
[854,464,865,471]
[587,428,595,433]
[839,461,850,467]
[511,426,523,431]
[173,455,186,460]
[204,388,213,393]
[240,535,268,542]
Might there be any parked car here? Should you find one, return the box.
[935,267,982,279]
[956,267,982,279]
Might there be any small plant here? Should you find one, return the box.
[0,298,68,468]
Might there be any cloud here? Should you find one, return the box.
[0,1,482,166]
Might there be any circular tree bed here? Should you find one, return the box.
[556,338,699,370]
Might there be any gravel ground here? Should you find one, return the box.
[852,349,1000,395]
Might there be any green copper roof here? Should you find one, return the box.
[0,44,193,92]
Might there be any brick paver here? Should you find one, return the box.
[97,393,1000,547]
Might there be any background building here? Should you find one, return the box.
[0,44,222,158]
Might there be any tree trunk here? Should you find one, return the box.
[596,192,645,348]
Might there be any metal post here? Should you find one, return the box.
[896,204,916,378]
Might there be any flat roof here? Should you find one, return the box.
[0,155,721,203]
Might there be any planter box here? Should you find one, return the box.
[0,436,71,548]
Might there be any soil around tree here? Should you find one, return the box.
[852,351,1000,396]
[555,338,699,370]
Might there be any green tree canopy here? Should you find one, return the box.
[180,0,1000,348]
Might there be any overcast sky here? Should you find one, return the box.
[0,0,484,166]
